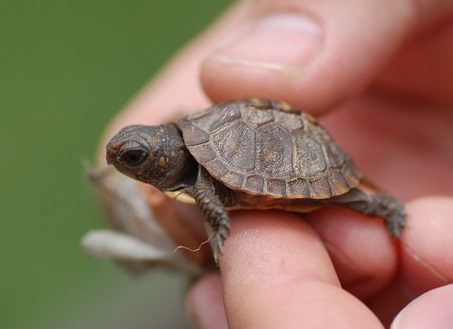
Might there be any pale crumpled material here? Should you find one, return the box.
[82,165,211,277]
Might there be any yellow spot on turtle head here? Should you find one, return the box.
[159,156,167,167]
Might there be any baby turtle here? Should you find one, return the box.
[106,99,405,262]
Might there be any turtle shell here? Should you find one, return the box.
[177,99,361,199]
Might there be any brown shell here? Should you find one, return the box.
[178,99,361,199]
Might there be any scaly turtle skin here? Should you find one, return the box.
[106,99,406,262]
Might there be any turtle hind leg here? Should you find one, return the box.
[331,188,406,237]
[193,169,231,264]
[367,194,406,237]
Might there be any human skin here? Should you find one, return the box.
[100,0,453,328]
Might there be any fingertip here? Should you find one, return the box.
[391,284,453,329]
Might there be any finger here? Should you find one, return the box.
[219,210,384,328]
[306,208,398,300]
[400,197,453,295]
[366,197,453,325]
[390,284,453,329]
[188,209,400,328]
[186,274,228,329]
[201,0,453,112]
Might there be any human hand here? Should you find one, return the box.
[100,0,453,328]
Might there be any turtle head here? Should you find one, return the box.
[106,124,196,190]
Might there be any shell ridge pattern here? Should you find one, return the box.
[211,121,256,171]
[180,100,361,199]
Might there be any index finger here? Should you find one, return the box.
[218,210,384,328]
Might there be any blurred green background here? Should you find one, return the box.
[0,1,227,328]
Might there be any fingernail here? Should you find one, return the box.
[212,13,323,72]
[391,285,453,329]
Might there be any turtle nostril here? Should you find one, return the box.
[106,142,123,164]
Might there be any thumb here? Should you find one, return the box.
[201,0,453,113]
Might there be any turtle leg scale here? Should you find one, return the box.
[332,188,406,237]
[193,169,231,264]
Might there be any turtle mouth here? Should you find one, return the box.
[106,153,114,165]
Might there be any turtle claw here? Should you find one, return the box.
[386,218,405,238]
[212,224,230,264]
[212,238,223,265]
[371,194,406,238]
[384,203,406,238]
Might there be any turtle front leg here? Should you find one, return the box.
[193,169,231,264]
[331,188,406,237]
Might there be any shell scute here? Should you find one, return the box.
[293,133,327,177]
[256,123,293,177]
[209,103,242,131]
[309,176,332,199]
[244,174,265,193]
[287,178,310,197]
[178,120,209,146]
[212,121,256,171]
[266,179,287,197]
[189,144,216,163]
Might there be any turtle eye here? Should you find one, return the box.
[118,148,147,167]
